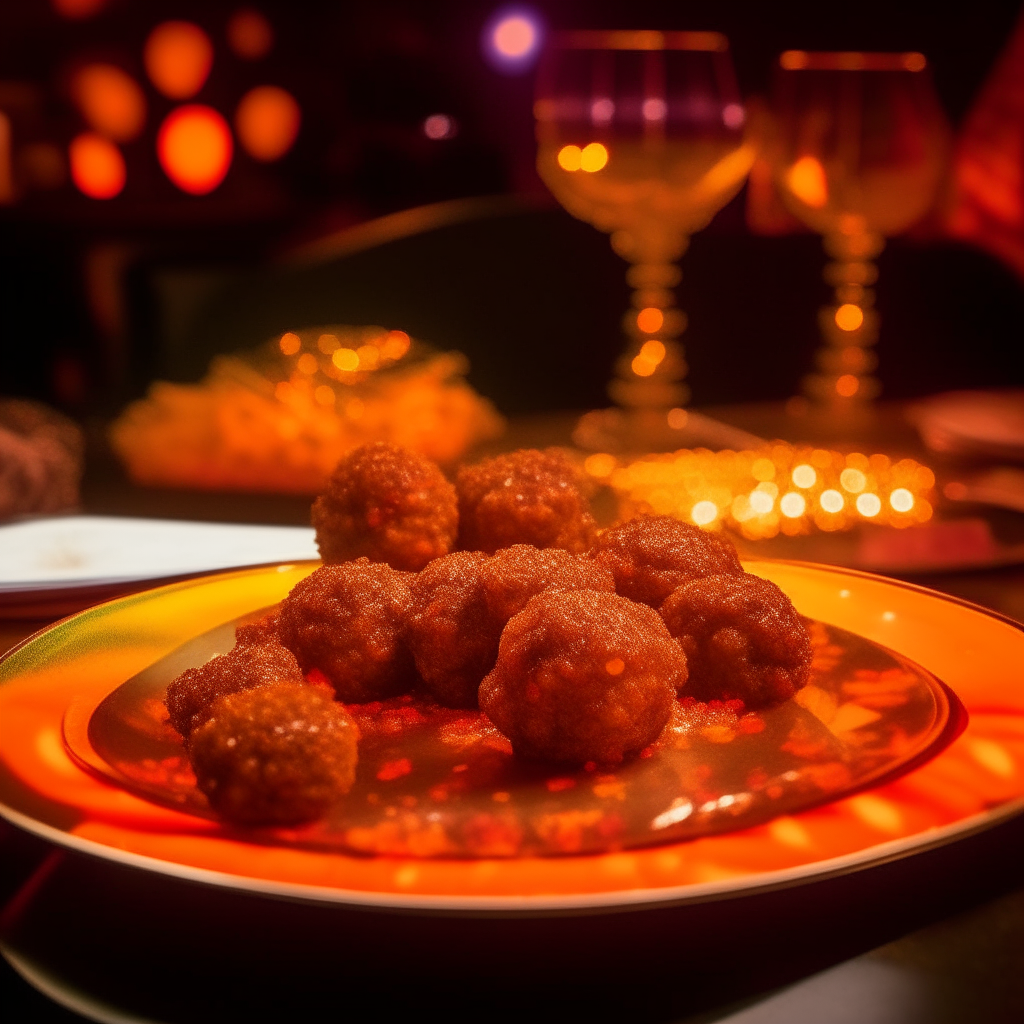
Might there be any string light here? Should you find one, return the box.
[587,444,935,539]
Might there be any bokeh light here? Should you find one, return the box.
[157,105,233,194]
[820,489,844,513]
[235,86,300,161]
[835,303,865,331]
[69,132,125,198]
[557,145,582,171]
[52,0,108,17]
[279,332,301,355]
[835,374,860,397]
[785,156,827,208]
[856,493,882,517]
[71,64,146,142]
[423,114,457,140]
[791,464,816,488]
[691,500,718,526]
[579,141,608,171]
[890,488,915,512]
[227,8,274,60]
[483,8,542,72]
[636,307,664,334]
[780,492,806,518]
[145,21,214,99]
[840,467,867,492]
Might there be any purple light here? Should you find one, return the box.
[482,7,542,73]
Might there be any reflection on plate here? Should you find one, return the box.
[1,560,1022,911]
[72,614,955,858]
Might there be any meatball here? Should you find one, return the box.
[190,682,359,826]
[456,448,596,555]
[592,514,742,608]
[234,612,281,647]
[479,590,686,764]
[659,573,812,708]
[312,442,458,571]
[165,640,303,739]
[479,544,615,624]
[406,551,497,708]
[278,559,414,703]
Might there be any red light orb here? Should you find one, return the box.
[157,105,233,195]
[235,86,300,161]
[69,132,125,199]
[144,21,214,99]
[52,0,108,18]
[71,64,147,142]
[227,8,275,60]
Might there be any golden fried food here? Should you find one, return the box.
[659,573,812,708]
[312,442,458,571]
[456,448,596,554]
[479,590,686,764]
[165,640,303,739]
[406,551,496,708]
[479,543,615,624]
[189,682,359,825]
[278,559,414,703]
[592,514,742,608]
[234,612,280,647]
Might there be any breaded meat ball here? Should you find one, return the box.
[592,514,742,608]
[479,543,615,624]
[234,612,280,647]
[659,573,812,708]
[165,640,303,739]
[278,559,414,703]
[407,551,497,708]
[312,442,458,571]
[190,682,359,826]
[479,590,686,764]
[456,448,596,555]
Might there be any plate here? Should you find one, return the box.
[1,560,1023,913]
[0,516,318,618]
[67,612,956,858]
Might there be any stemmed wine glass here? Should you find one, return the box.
[534,30,755,451]
[768,51,950,407]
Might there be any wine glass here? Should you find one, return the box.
[768,51,950,407]
[534,30,755,451]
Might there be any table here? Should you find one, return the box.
[1,402,1022,1022]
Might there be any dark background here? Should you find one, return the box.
[0,0,1022,417]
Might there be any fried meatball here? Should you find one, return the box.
[659,573,812,708]
[234,612,280,647]
[456,448,596,555]
[592,514,743,608]
[312,442,458,571]
[479,544,615,624]
[165,640,303,739]
[406,551,497,708]
[480,590,686,764]
[190,682,359,826]
[278,559,414,703]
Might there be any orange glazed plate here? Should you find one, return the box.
[0,559,1022,912]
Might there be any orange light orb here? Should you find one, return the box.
[69,132,125,199]
[71,64,146,142]
[835,303,865,331]
[226,8,274,60]
[157,105,233,195]
[636,307,664,334]
[579,141,608,172]
[785,155,828,208]
[144,21,214,99]
[235,86,300,161]
[835,374,860,397]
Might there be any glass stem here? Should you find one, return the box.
[803,231,884,405]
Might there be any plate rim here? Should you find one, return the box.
[2,557,1023,916]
